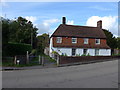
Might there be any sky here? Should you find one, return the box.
[1,2,118,37]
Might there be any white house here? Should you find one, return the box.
[49,17,111,57]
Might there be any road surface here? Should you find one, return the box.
[2,59,118,88]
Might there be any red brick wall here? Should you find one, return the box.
[59,56,120,64]
[53,37,107,48]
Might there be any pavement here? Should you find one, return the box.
[2,59,118,88]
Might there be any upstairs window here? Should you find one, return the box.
[95,39,100,44]
[72,38,77,43]
[84,38,88,44]
[56,37,62,43]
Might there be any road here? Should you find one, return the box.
[2,59,118,88]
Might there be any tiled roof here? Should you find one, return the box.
[51,24,106,39]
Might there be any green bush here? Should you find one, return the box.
[4,42,32,56]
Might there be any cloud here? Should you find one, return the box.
[1,0,8,7]
[37,18,59,35]
[86,16,118,37]
[89,5,113,11]
[67,20,74,25]
[25,16,37,23]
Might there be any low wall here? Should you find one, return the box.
[59,56,120,64]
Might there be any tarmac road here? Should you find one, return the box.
[2,59,118,88]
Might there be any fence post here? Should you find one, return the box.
[39,55,41,64]
[57,55,59,66]
[42,56,44,66]
[14,56,17,65]
[26,51,29,64]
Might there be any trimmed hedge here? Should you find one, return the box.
[4,42,32,56]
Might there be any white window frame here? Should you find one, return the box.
[56,37,62,43]
[95,39,100,44]
[72,38,77,43]
[84,38,88,44]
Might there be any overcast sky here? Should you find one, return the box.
[1,2,118,37]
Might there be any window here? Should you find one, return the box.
[95,39,100,44]
[72,48,76,56]
[84,38,88,44]
[56,37,62,43]
[83,49,87,55]
[72,38,77,43]
[95,49,99,56]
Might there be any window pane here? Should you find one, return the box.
[84,38,88,44]
[83,49,87,55]
[56,37,62,43]
[72,38,77,43]
[95,39,100,44]
[95,49,99,55]
[72,48,76,56]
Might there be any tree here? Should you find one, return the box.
[2,17,10,56]
[37,33,49,54]
[117,37,120,49]
[9,17,38,48]
[103,29,117,49]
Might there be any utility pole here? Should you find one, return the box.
[31,29,33,48]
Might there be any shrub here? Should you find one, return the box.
[5,42,32,56]
[30,49,37,55]
[81,54,86,56]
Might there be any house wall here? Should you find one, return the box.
[50,47,111,56]
[53,37,107,48]
[50,37,111,57]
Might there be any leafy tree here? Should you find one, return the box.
[2,17,10,56]
[103,29,117,49]
[9,17,38,48]
[37,33,49,54]
[117,37,120,49]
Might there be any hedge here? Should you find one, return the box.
[4,42,32,56]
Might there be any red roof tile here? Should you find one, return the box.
[51,24,106,39]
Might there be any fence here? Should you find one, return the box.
[2,55,51,66]
[59,55,120,64]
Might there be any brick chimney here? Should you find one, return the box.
[62,17,66,24]
[97,20,102,29]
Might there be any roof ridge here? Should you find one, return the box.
[61,24,98,28]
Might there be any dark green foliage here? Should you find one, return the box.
[37,33,49,54]
[103,29,117,49]
[5,42,32,56]
[117,37,120,49]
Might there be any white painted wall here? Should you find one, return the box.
[50,47,111,56]
[99,49,111,56]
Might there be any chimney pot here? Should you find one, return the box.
[62,17,66,24]
[97,20,102,29]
